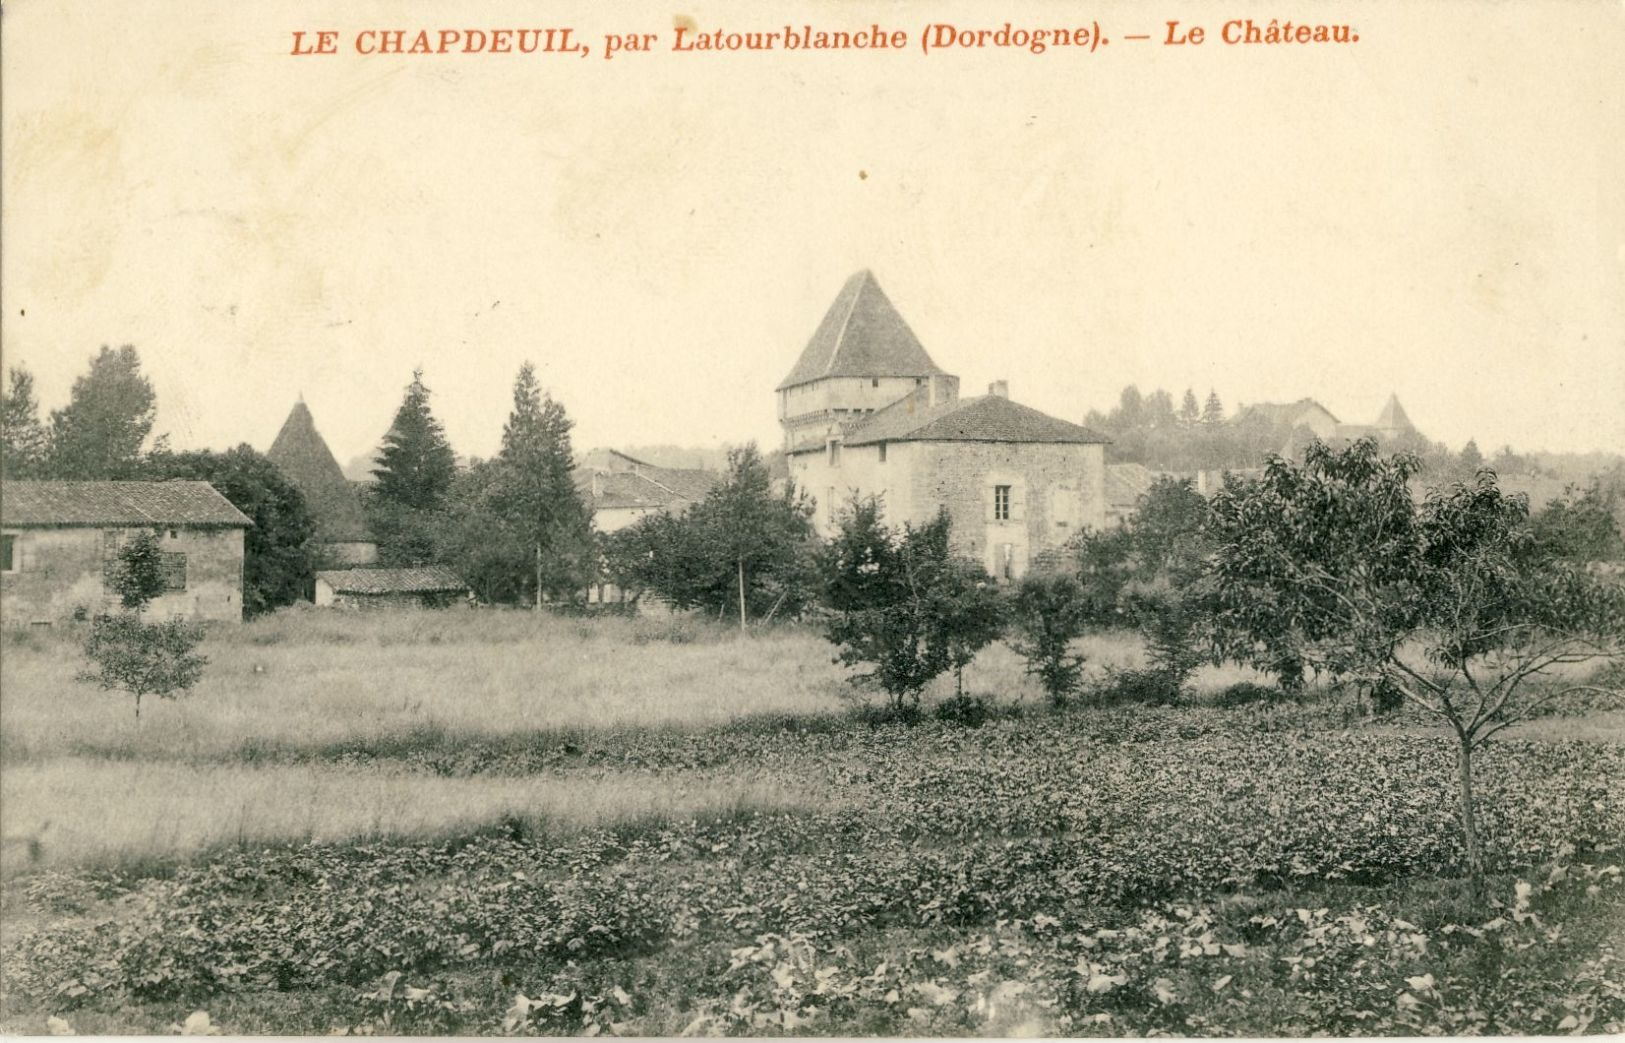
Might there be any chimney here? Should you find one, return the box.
[926,374,960,407]
[988,379,1009,399]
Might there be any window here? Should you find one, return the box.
[878,443,887,463]
[1,533,16,573]
[871,377,880,388]
[994,485,1012,521]
[160,552,187,592]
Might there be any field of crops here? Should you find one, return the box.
[2,612,1623,1035]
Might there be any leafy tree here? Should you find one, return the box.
[688,444,816,629]
[79,615,207,719]
[1460,438,1483,471]
[1,366,50,478]
[431,459,533,604]
[1207,438,1625,898]
[109,531,168,612]
[824,504,979,707]
[372,368,457,511]
[47,346,157,478]
[1009,573,1090,707]
[1532,480,1624,564]
[143,445,317,615]
[930,558,1006,696]
[493,363,595,606]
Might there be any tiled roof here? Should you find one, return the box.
[315,566,467,595]
[776,271,945,391]
[0,481,253,527]
[576,466,720,511]
[1234,399,1340,426]
[1105,463,1158,507]
[842,390,1109,447]
[267,401,373,543]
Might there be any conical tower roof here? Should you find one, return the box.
[776,270,944,391]
[1374,393,1414,433]
[267,401,372,542]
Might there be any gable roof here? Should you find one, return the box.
[840,388,1109,447]
[777,270,945,391]
[315,566,467,595]
[1375,393,1414,431]
[1234,398,1340,426]
[0,480,252,528]
[1105,463,1158,507]
[575,464,720,511]
[267,401,373,543]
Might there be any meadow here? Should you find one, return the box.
[1,608,1621,1036]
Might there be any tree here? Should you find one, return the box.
[1208,439,1625,899]
[1460,438,1484,472]
[431,459,533,605]
[824,504,982,708]
[493,363,595,606]
[689,444,816,630]
[79,615,207,719]
[1532,480,1624,564]
[143,445,318,615]
[1178,388,1200,429]
[1201,389,1225,427]
[47,346,157,478]
[1,366,50,478]
[109,531,168,612]
[1009,573,1090,707]
[930,558,1005,696]
[372,368,457,511]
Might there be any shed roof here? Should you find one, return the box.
[840,389,1109,447]
[315,566,468,595]
[0,480,253,528]
[776,270,945,391]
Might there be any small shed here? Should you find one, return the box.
[314,566,469,609]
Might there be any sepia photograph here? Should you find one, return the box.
[1,0,1623,1036]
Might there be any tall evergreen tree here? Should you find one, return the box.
[372,368,456,511]
[1,366,50,478]
[494,362,595,606]
[1201,389,1225,426]
[48,346,157,478]
[1178,388,1200,429]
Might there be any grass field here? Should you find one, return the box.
[1,607,1621,1036]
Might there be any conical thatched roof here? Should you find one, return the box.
[267,401,372,542]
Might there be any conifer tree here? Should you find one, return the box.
[1178,388,1200,429]
[372,368,457,510]
[494,362,594,607]
[1201,389,1225,426]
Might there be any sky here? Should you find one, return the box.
[3,0,1622,466]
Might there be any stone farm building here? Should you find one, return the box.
[781,270,1109,581]
[0,480,251,626]
[575,449,720,533]
[314,565,470,608]
[267,400,379,566]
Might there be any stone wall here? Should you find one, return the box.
[0,525,245,626]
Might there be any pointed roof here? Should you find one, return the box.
[776,270,945,391]
[267,402,373,543]
[841,387,1109,447]
[1374,393,1414,432]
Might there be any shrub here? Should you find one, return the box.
[1212,681,1280,708]
[1008,573,1090,707]
[933,692,994,728]
[1093,668,1183,707]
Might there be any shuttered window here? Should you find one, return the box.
[161,552,187,592]
[994,485,1011,521]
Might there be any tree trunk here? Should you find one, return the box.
[1457,737,1483,901]
[534,544,543,611]
[737,557,747,633]
[134,692,142,720]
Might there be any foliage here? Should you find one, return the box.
[429,459,534,604]
[1,365,50,478]
[605,445,817,625]
[823,504,995,705]
[371,368,457,512]
[108,531,168,612]
[77,615,207,718]
[932,692,995,728]
[491,362,596,604]
[45,346,157,479]
[1094,666,1184,706]
[1532,480,1624,564]
[142,446,317,616]
[1008,573,1090,706]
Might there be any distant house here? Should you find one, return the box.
[1105,462,1159,528]
[575,449,719,533]
[1233,399,1342,441]
[1280,392,1419,459]
[267,400,378,566]
[0,480,252,626]
[314,566,469,608]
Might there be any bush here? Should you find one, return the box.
[933,692,993,728]
[1212,681,1281,708]
[1008,573,1090,707]
[1093,668,1183,707]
